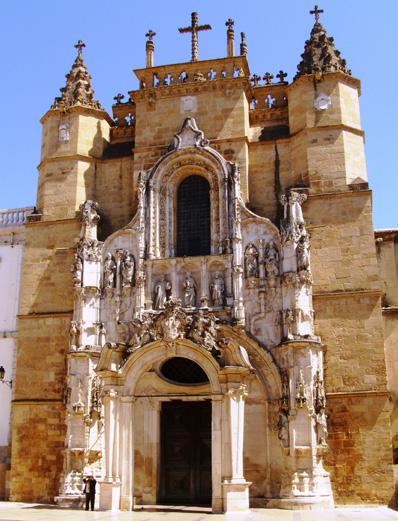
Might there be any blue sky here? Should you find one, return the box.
[1,0,397,229]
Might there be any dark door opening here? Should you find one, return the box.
[159,400,211,505]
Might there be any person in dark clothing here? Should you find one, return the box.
[83,475,97,511]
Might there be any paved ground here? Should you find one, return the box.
[0,503,398,521]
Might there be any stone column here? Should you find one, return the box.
[222,384,250,512]
[211,397,223,513]
[119,399,135,511]
[100,389,121,511]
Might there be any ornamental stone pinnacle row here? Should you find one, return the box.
[51,40,104,111]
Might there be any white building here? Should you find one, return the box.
[0,207,33,499]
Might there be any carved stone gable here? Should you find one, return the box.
[169,117,209,150]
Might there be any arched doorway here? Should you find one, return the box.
[176,175,211,257]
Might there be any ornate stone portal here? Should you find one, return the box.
[58,117,332,512]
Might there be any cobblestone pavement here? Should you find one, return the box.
[0,503,398,521]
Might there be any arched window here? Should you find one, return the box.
[177,175,210,257]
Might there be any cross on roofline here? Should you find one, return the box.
[225,18,235,30]
[114,93,125,105]
[178,12,212,62]
[74,40,86,57]
[310,5,324,23]
[146,29,156,41]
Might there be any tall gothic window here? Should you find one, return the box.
[177,175,210,257]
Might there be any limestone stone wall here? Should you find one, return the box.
[375,231,398,451]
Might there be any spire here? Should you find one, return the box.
[294,6,351,81]
[51,40,103,111]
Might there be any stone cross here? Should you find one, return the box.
[310,5,324,23]
[251,74,261,86]
[263,72,274,84]
[146,29,156,42]
[178,12,212,62]
[113,93,125,105]
[74,40,86,58]
[225,18,235,30]
[276,70,288,84]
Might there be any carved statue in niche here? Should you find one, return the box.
[69,320,80,349]
[280,190,308,244]
[245,243,259,278]
[315,411,328,446]
[283,309,295,340]
[278,411,289,446]
[265,242,279,278]
[90,376,102,420]
[79,200,100,240]
[297,233,310,272]
[278,370,290,447]
[71,254,83,287]
[153,276,172,310]
[121,253,135,287]
[183,272,197,307]
[103,253,116,289]
[314,370,328,446]
[72,378,85,413]
[96,322,106,347]
[295,370,307,408]
[210,271,225,307]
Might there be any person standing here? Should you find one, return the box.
[83,474,97,511]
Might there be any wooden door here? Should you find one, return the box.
[159,400,212,505]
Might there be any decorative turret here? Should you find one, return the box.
[294,5,351,80]
[51,40,103,110]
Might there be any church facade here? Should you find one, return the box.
[8,9,395,513]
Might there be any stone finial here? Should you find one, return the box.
[240,32,247,56]
[51,41,103,111]
[145,29,156,68]
[225,18,235,57]
[295,7,351,81]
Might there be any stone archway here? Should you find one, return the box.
[97,337,260,513]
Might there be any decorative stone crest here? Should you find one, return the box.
[77,239,103,262]
[169,117,209,150]
[125,299,221,360]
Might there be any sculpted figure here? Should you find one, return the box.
[71,254,83,287]
[278,411,289,446]
[79,200,100,240]
[297,234,310,271]
[316,410,328,446]
[153,276,172,310]
[210,271,225,307]
[284,309,295,340]
[121,253,135,287]
[69,321,80,348]
[265,243,279,278]
[103,253,116,288]
[183,272,197,307]
[245,244,259,278]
